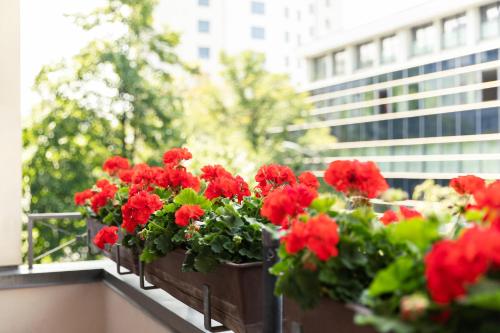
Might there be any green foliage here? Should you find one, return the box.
[272,205,403,309]
[183,196,269,273]
[23,0,190,263]
[386,217,440,253]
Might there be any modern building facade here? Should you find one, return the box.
[155,0,333,86]
[287,0,500,192]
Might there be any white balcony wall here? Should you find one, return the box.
[0,0,22,266]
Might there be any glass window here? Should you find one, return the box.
[356,42,376,69]
[442,113,457,136]
[411,24,435,56]
[332,50,346,76]
[480,2,500,39]
[481,108,499,133]
[311,55,328,81]
[380,35,398,64]
[442,14,466,49]
[198,47,210,59]
[251,1,265,15]
[198,20,210,33]
[460,110,477,135]
[198,0,209,6]
[251,26,265,39]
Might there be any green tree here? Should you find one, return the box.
[184,51,335,177]
[23,0,191,263]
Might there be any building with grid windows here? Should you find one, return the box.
[289,0,500,192]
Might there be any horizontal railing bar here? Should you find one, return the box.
[27,212,82,221]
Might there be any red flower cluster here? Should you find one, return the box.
[282,214,340,261]
[91,179,118,213]
[380,206,423,225]
[74,180,117,213]
[450,175,485,195]
[473,180,500,228]
[93,226,119,249]
[121,191,163,233]
[175,204,205,227]
[425,226,500,304]
[163,147,192,166]
[260,184,317,227]
[298,171,320,190]
[201,165,250,202]
[324,160,388,198]
[103,156,130,176]
[255,164,297,196]
[155,166,200,192]
[74,189,93,206]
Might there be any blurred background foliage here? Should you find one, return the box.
[22,0,334,263]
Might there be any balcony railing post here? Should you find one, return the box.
[262,228,282,333]
[28,216,34,270]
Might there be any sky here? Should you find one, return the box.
[21,0,103,116]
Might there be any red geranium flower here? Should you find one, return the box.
[93,226,119,249]
[425,226,500,304]
[200,165,233,181]
[255,164,297,196]
[103,156,130,176]
[90,179,118,213]
[74,189,94,206]
[175,204,205,227]
[380,206,423,225]
[155,166,200,192]
[473,180,500,228]
[298,171,320,190]
[121,191,163,233]
[450,175,485,195]
[201,165,250,202]
[118,169,134,184]
[282,214,339,261]
[260,184,317,227]
[163,147,192,166]
[324,160,388,198]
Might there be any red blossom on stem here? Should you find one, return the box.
[282,214,339,261]
[93,226,119,249]
[201,165,250,203]
[103,156,130,176]
[121,191,163,233]
[163,147,192,166]
[324,160,388,199]
[175,204,205,227]
[425,226,500,304]
[450,175,485,195]
[260,184,317,227]
[473,180,500,229]
[74,189,94,206]
[380,206,423,225]
[298,171,320,190]
[255,164,297,196]
[90,179,118,213]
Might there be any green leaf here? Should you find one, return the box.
[194,254,218,273]
[174,188,212,209]
[368,256,417,297]
[310,196,336,213]
[464,279,500,310]
[387,219,438,252]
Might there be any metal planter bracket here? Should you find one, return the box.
[115,244,133,275]
[139,260,158,290]
[202,284,229,332]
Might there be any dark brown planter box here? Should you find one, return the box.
[87,218,139,274]
[144,248,263,333]
[284,297,377,333]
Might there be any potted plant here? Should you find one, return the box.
[268,160,412,333]
[356,176,500,333]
